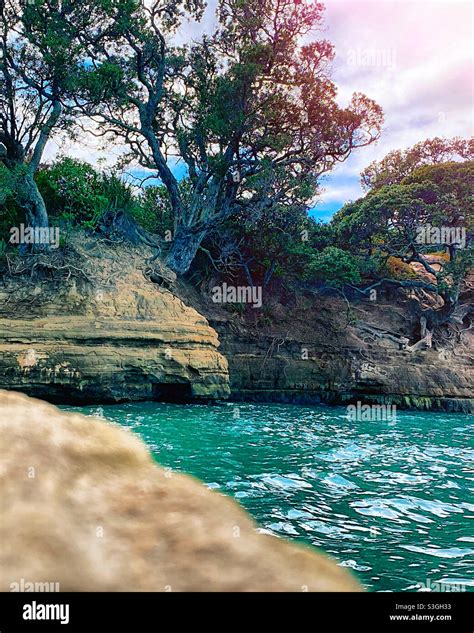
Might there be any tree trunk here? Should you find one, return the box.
[17,170,49,229]
[165,225,207,275]
[14,170,49,253]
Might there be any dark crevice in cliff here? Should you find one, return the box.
[152,382,193,403]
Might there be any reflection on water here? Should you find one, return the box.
[65,401,474,592]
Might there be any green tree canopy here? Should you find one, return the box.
[360,136,473,192]
[0,0,104,229]
[73,0,383,274]
[332,157,474,326]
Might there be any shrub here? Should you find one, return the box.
[36,158,109,227]
[305,247,362,287]
[130,185,174,236]
[36,159,171,235]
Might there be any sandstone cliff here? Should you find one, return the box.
[215,324,473,412]
[0,231,472,410]
[0,390,361,592]
[186,284,474,413]
[0,235,229,402]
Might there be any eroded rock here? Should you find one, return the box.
[0,235,229,403]
[0,391,361,592]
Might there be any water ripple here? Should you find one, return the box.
[65,401,474,592]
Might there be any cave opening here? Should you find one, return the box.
[152,382,193,403]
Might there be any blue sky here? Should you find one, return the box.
[311,173,360,222]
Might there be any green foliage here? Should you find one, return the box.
[0,164,24,241]
[332,182,439,253]
[99,172,138,222]
[36,159,109,227]
[69,0,383,273]
[333,160,473,259]
[361,137,473,191]
[1,0,120,226]
[130,186,175,236]
[35,158,172,235]
[304,247,362,287]
[440,247,474,302]
[331,156,473,309]
[0,163,16,204]
[402,161,474,233]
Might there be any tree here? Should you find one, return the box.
[361,136,473,191]
[76,0,383,274]
[0,0,120,234]
[333,160,474,331]
[402,161,473,259]
[214,202,312,289]
[1,0,69,229]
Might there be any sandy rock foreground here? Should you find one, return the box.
[0,390,361,592]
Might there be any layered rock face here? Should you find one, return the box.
[0,390,361,592]
[1,232,471,410]
[216,330,473,412]
[0,238,229,403]
[205,293,474,412]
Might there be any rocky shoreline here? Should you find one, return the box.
[0,233,472,411]
[212,324,474,413]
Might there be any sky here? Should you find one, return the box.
[46,0,473,222]
[312,0,473,221]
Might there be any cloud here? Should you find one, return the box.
[321,1,473,213]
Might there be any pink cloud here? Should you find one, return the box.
[311,0,473,211]
[325,1,473,144]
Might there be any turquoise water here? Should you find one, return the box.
[66,401,474,592]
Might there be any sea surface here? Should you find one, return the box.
[66,401,474,592]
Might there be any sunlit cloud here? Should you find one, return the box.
[319,0,473,215]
